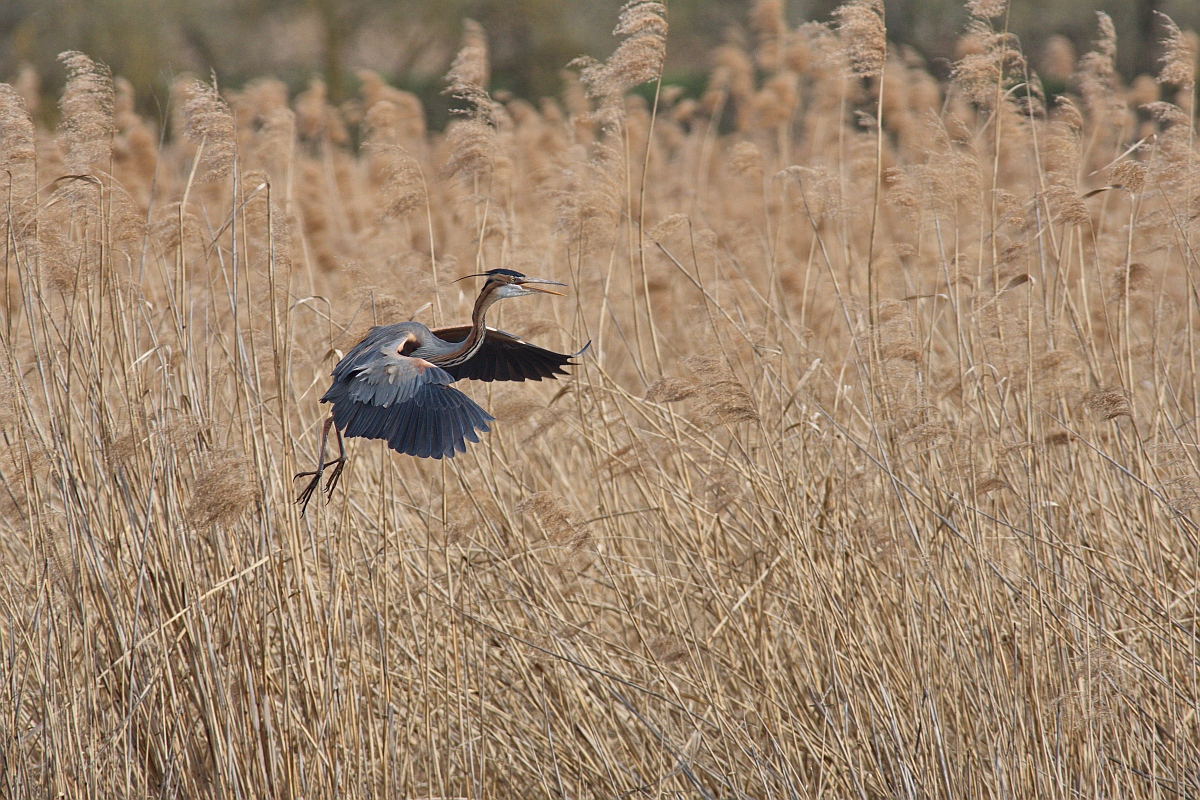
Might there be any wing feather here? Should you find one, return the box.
[433,325,586,382]
[323,326,493,458]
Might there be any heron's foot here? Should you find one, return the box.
[323,457,346,501]
[294,470,323,517]
[294,458,341,516]
[291,460,345,515]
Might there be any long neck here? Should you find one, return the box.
[433,284,498,367]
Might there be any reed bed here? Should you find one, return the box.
[2,0,1200,796]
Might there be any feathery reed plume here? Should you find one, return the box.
[778,164,849,222]
[610,1,668,84]
[546,143,621,240]
[441,117,496,182]
[879,305,923,365]
[151,201,204,253]
[1164,475,1200,513]
[181,79,236,181]
[111,78,159,204]
[358,70,426,141]
[705,43,755,126]
[1052,95,1085,131]
[293,78,347,144]
[645,376,697,402]
[952,21,1024,106]
[1034,350,1083,396]
[646,634,688,664]
[573,1,667,128]
[230,76,289,124]
[103,184,148,246]
[899,420,951,450]
[490,388,544,424]
[441,20,499,183]
[684,355,758,425]
[1044,184,1090,225]
[1093,12,1117,64]
[966,0,1008,20]
[364,102,426,220]
[1083,387,1132,421]
[187,452,260,529]
[255,108,296,179]
[1073,12,1123,125]
[516,492,590,550]
[750,71,799,129]
[1112,262,1152,299]
[1110,160,1146,193]
[974,474,1011,497]
[1157,14,1197,90]
[729,140,764,178]
[0,84,36,196]
[56,51,114,173]
[445,19,490,105]
[230,78,294,178]
[833,0,886,79]
[1143,99,1189,127]
[648,212,688,240]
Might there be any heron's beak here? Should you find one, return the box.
[517,278,568,296]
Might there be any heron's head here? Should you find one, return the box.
[458,268,567,299]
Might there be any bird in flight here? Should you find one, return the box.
[295,268,585,514]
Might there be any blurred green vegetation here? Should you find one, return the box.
[1,0,1197,128]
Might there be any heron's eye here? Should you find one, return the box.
[399,337,419,356]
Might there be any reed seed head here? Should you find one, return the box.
[729,141,764,178]
[648,213,688,240]
[446,19,491,103]
[574,1,666,129]
[1083,387,1132,421]
[57,51,114,173]
[967,0,1008,20]
[1158,14,1197,90]
[684,356,758,425]
[0,84,36,195]
[181,79,237,181]
[1110,160,1146,193]
[516,492,590,550]
[645,377,698,403]
[188,452,260,529]
[833,0,886,79]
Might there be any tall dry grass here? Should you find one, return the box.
[3,1,1200,796]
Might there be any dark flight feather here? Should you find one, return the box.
[433,325,587,382]
[330,383,492,459]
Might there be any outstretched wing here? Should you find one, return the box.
[322,326,493,459]
[433,325,588,382]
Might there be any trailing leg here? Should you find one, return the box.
[323,423,347,501]
[295,414,339,515]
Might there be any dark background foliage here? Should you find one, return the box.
[2,0,1197,128]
